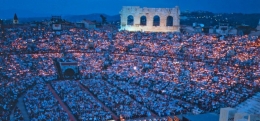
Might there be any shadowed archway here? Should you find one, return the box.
[64,68,75,78]
[153,15,160,26]
[166,16,173,26]
[140,16,147,26]
[127,15,134,25]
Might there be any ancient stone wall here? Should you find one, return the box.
[119,6,180,32]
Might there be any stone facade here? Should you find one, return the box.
[119,6,180,32]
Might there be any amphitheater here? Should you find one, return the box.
[1,23,260,121]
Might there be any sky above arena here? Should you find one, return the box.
[0,0,260,18]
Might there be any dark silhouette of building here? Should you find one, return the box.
[51,16,62,24]
[0,19,3,28]
[13,13,19,24]
[0,19,4,38]
[51,16,62,32]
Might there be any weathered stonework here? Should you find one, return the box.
[119,6,180,32]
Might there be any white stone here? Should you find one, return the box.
[119,6,180,32]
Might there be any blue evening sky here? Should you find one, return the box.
[0,0,259,18]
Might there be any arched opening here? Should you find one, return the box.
[88,42,95,50]
[166,16,173,26]
[127,15,134,25]
[153,15,160,26]
[140,16,147,26]
[64,68,75,78]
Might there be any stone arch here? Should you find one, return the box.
[153,15,160,26]
[127,15,134,25]
[166,16,173,26]
[140,16,147,26]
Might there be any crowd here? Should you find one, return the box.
[51,80,113,121]
[0,52,60,120]
[80,79,151,119]
[12,106,24,121]
[0,25,259,120]
[0,76,39,120]
[106,77,191,116]
[24,83,69,120]
[75,51,259,112]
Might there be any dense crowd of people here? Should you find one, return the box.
[80,79,151,119]
[0,76,39,120]
[104,77,190,116]
[0,52,59,120]
[24,83,69,120]
[0,25,259,120]
[12,106,24,121]
[51,80,113,121]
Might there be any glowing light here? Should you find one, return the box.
[133,66,137,70]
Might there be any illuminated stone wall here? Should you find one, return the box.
[119,6,180,32]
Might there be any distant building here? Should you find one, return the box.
[13,13,19,24]
[0,19,3,38]
[0,19,3,28]
[51,16,62,24]
[249,19,260,36]
[0,19,3,31]
[181,25,195,33]
[75,23,85,28]
[51,16,62,32]
[29,21,49,31]
[218,23,229,35]
[81,20,96,29]
[30,22,44,28]
[219,108,237,121]
[257,19,260,31]
[219,108,260,121]
[193,22,204,33]
[209,22,237,35]
[62,21,75,30]
[180,23,205,33]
